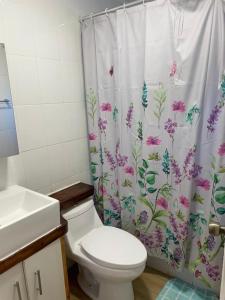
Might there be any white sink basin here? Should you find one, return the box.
[0,185,60,259]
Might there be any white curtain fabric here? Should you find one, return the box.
[82,0,225,291]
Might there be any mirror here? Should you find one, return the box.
[0,43,18,157]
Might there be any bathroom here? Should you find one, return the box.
[0,0,224,299]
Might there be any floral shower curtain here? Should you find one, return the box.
[82,0,225,291]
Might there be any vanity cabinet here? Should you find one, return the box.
[0,239,67,300]
[0,263,28,300]
[24,240,66,300]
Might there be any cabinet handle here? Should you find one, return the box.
[14,281,23,300]
[35,270,43,295]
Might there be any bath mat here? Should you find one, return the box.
[156,278,218,300]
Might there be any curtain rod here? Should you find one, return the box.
[80,0,154,21]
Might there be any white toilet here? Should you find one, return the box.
[63,198,147,300]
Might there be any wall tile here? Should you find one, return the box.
[37,58,63,104]
[14,105,47,151]
[7,55,40,105]
[0,0,118,194]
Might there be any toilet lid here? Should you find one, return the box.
[81,226,147,270]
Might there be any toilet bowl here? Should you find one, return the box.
[63,199,147,300]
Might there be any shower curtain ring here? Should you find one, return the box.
[105,8,109,17]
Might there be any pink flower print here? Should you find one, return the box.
[156,197,168,210]
[100,102,112,112]
[99,185,107,196]
[88,133,96,141]
[195,270,202,278]
[170,61,177,77]
[195,178,211,191]
[146,136,161,146]
[109,66,114,76]
[172,101,186,112]
[218,143,225,156]
[179,195,189,208]
[124,165,134,176]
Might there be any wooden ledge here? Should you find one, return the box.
[0,217,67,274]
[50,182,94,211]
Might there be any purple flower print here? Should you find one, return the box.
[104,148,116,171]
[172,101,186,112]
[139,210,148,224]
[195,178,211,191]
[156,197,168,209]
[98,118,107,134]
[154,227,163,247]
[124,165,134,176]
[169,213,179,237]
[173,247,183,264]
[100,102,112,112]
[178,222,188,239]
[126,103,134,128]
[146,136,161,146]
[218,142,225,156]
[207,104,222,133]
[88,133,96,141]
[109,196,121,214]
[164,118,177,140]
[188,163,202,179]
[206,235,216,251]
[115,142,128,167]
[109,66,114,76]
[179,195,189,208]
[170,61,177,77]
[205,263,220,281]
[171,159,182,184]
[139,233,154,248]
[183,146,196,175]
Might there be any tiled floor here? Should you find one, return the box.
[69,267,171,300]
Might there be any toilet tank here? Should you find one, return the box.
[62,199,102,245]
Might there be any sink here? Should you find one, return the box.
[0,185,60,259]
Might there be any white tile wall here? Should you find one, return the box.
[0,0,119,193]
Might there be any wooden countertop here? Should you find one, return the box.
[50,182,94,210]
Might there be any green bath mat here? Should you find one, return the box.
[156,278,218,300]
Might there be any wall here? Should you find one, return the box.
[0,0,118,194]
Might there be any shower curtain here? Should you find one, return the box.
[82,0,225,291]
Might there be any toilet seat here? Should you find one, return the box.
[81,226,147,270]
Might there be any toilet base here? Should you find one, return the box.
[78,266,134,300]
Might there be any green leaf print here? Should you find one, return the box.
[138,180,145,188]
[185,104,200,125]
[146,175,156,185]
[193,193,204,204]
[122,179,133,188]
[215,186,225,192]
[162,148,170,176]
[87,89,97,126]
[153,210,168,219]
[153,84,166,128]
[143,159,149,169]
[137,121,143,141]
[216,207,225,215]
[113,106,118,122]
[215,192,225,204]
[148,152,161,161]
[139,196,154,213]
[147,187,157,193]
[142,81,148,110]
[159,183,173,199]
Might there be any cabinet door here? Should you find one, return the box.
[0,263,28,300]
[23,240,66,300]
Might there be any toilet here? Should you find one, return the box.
[63,198,147,300]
